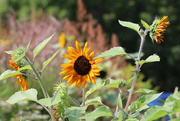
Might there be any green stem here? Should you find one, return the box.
[24,56,55,121]
[124,30,148,111]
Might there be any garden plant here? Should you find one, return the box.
[1,15,180,121]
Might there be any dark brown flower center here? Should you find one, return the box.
[74,56,91,75]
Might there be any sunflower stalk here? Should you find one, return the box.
[124,29,148,111]
[24,56,56,121]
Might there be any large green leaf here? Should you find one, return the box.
[80,106,112,120]
[65,106,86,121]
[33,34,54,57]
[140,106,168,121]
[85,79,105,99]
[0,70,21,81]
[139,54,160,65]
[163,92,180,114]
[42,49,60,70]
[129,92,163,112]
[7,88,38,104]
[118,20,140,32]
[94,47,126,59]
[38,89,61,107]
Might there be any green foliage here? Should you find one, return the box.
[85,79,105,99]
[33,34,54,58]
[141,20,150,30]
[65,106,86,121]
[7,89,38,104]
[38,91,61,107]
[139,54,160,65]
[118,20,140,33]
[105,78,126,88]
[129,92,163,112]
[0,70,21,81]
[80,106,112,120]
[42,49,60,70]
[95,47,126,59]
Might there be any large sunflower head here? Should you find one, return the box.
[59,41,103,88]
[150,16,170,43]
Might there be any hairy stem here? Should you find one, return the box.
[82,88,85,107]
[124,30,148,111]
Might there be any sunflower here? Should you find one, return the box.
[9,58,29,91]
[150,16,170,43]
[59,41,103,88]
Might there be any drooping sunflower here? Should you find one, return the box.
[150,16,170,43]
[9,58,29,91]
[59,41,103,88]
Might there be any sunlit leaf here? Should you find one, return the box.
[140,106,168,121]
[5,50,14,55]
[85,79,105,99]
[18,65,32,71]
[118,20,140,32]
[33,34,54,57]
[129,92,163,112]
[38,89,61,107]
[139,54,160,65]
[7,88,38,104]
[80,106,112,120]
[42,49,60,70]
[95,47,126,59]
[141,20,150,30]
[0,70,21,81]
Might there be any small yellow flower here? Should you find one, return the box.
[9,58,29,91]
[58,33,66,48]
[59,41,103,88]
[150,16,170,43]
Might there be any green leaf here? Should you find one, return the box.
[7,88,38,104]
[85,79,105,99]
[117,93,123,109]
[85,96,102,108]
[127,118,139,121]
[126,77,133,84]
[105,78,126,88]
[133,88,154,94]
[80,106,112,120]
[15,41,31,62]
[5,50,14,55]
[65,106,86,121]
[164,92,180,114]
[0,70,21,81]
[169,119,180,121]
[38,89,61,107]
[94,47,126,59]
[129,92,163,112]
[141,20,150,30]
[139,54,160,65]
[42,49,60,70]
[33,34,54,57]
[140,106,168,121]
[18,65,32,71]
[118,20,140,32]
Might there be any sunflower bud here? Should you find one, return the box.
[150,16,170,43]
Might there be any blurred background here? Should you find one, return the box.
[0,0,179,120]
